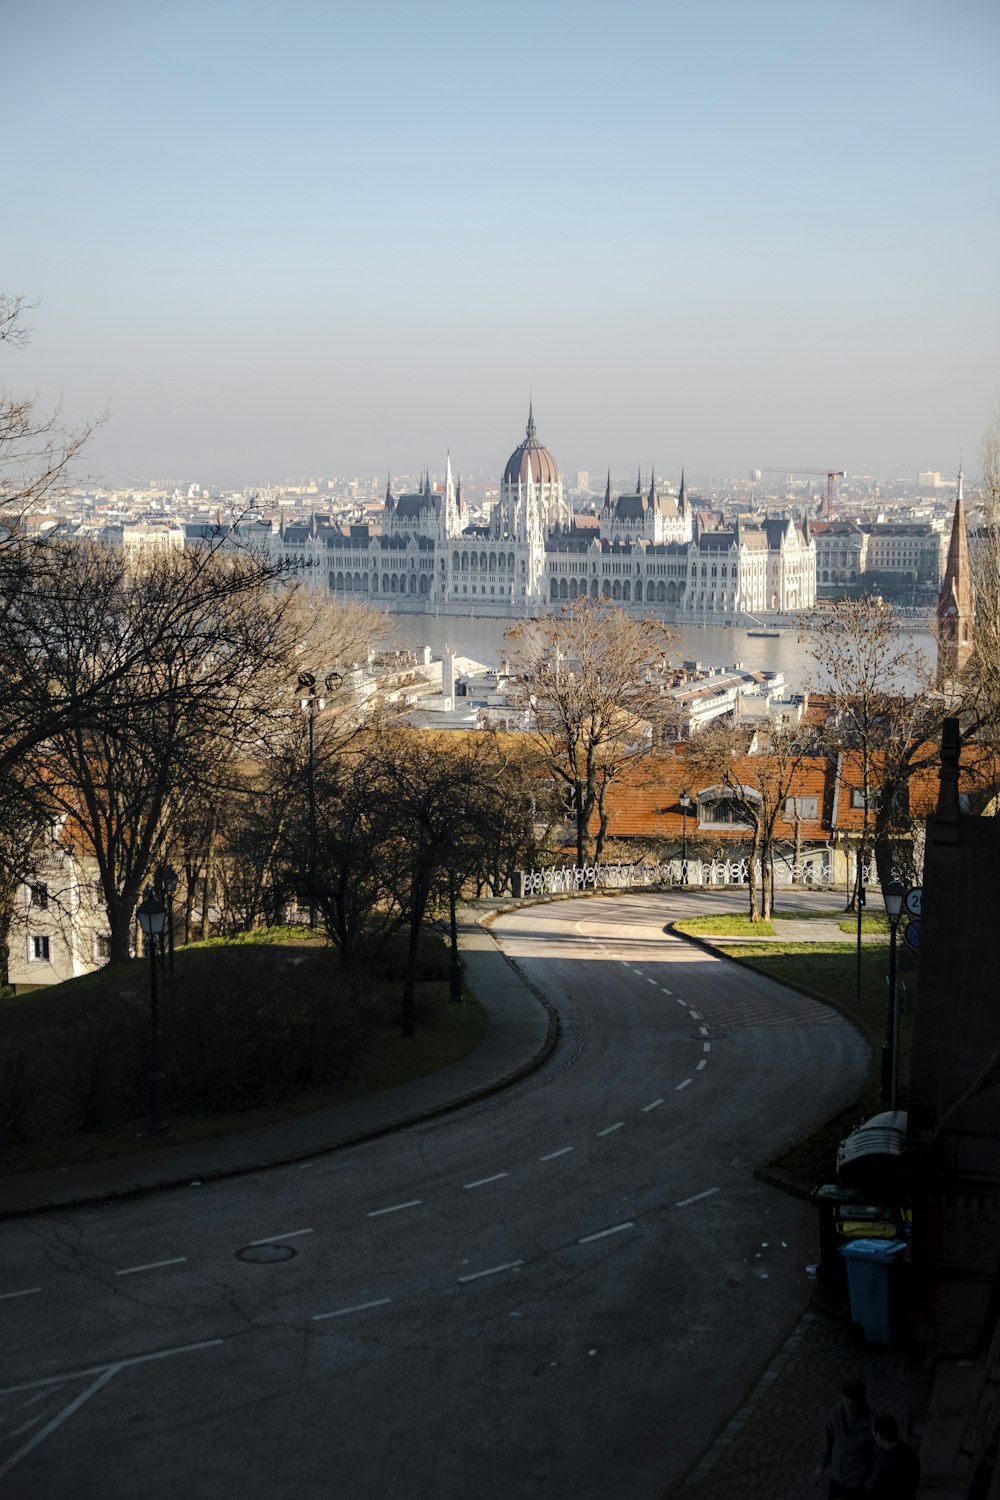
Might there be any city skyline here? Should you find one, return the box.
[6,0,1000,485]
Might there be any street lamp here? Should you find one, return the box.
[298,671,342,930]
[136,889,169,1138]
[155,863,178,984]
[880,879,905,1110]
[679,790,693,885]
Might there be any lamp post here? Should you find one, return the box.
[880,879,905,1109]
[298,671,341,930]
[137,889,169,1137]
[155,863,178,985]
[679,790,692,885]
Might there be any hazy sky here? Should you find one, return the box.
[6,0,999,486]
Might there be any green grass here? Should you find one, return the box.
[676,914,776,938]
[0,929,489,1174]
[677,928,917,1195]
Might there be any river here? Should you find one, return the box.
[376,611,938,693]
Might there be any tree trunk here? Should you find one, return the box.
[200,810,217,942]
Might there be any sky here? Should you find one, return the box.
[6,0,1000,487]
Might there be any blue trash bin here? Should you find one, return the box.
[838,1238,907,1345]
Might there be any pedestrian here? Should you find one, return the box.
[814,1379,876,1498]
[866,1414,920,1498]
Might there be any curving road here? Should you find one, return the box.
[0,892,868,1499]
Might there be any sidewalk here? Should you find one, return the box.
[0,917,555,1220]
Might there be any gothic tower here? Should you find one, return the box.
[936,470,974,688]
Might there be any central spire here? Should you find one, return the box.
[526,400,537,443]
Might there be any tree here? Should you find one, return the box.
[506,600,674,866]
[684,719,820,921]
[801,595,943,893]
[14,543,302,961]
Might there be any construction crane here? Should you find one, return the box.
[750,466,846,517]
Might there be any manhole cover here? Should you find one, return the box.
[236,1243,297,1263]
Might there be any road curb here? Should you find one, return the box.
[0,914,560,1222]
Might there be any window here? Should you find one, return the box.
[31,935,50,962]
[29,882,49,909]
[93,934,111,962]
[785,796,819,820]
[850,787,881,810]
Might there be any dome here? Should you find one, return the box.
[503,404,559,486]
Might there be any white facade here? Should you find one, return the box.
[264,410,816,622]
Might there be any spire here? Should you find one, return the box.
[424,469,432,499]
[647,468,657,510]
[636,468,642,496]
[936,469,974,687]
[384,472,394,511]
[678,468,687,514]
[526,400,537,443]
[456,473,463,513]
[603,468,612,512]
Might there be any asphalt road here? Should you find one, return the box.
[0,891,869,1499]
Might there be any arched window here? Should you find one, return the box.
[354,572,362,591]
[409,575,417,593]
[602,580,611,597]
[461,551,468,570]
[453,551,460,570]
[559,578,568,599]
[489,552,496,571]
[480,551,487,569]
[569,578,578,600]
[635,580,643,601]
[362,572,368,591]
[344,572,352,591]
[391,575,398,593]
[590,579,599,598]
[382,574,390,593]
[623,580,631,601]
[612,580,621,600]
[419,575,428,593]
[550,578,559,601]
[656,580,666,602]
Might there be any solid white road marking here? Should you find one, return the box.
[539,1147,574,1161]
[115,1258,187,1277]
[641,1099,664,1112]
[579,1222,634,1244]
[0,1287,41,1301]
[676,1078,693,1090]
[675,1187,721,1209]
[313,1298,392,1321]
[0,1366,119,1481]
[0,1339,224,1398]
[249,1228,314,1246]
[367,1200,421,1217]
[597,1122,624,1136]
[458,1260,524,1283]
[463,1172,508,1189]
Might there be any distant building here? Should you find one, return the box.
[268,409,816,622]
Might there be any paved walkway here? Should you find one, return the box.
[0,900,918,1497]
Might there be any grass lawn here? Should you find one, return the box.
[676,914,777,938]
[0,931,488,1174]
[675,923,916,1195]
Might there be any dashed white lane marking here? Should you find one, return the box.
[642,1099,664,1112]
[675,998,687,1007]
[458,1260,524,1284]
[676,1078,693,1091]
[540,1147,574,1161]
[0,1288,41,1302]
[619,960,631,967]
[313,1298,392,1321]
[579,1221,634,1245]
[703,1042,712,1052]
[696,1060,708,1071]
[115,1258,187,1277]
[646,977,658,986]
[660,985,672,995]
[689,1009,702,1020]
[675,1187,721,1209]
[597,1122,624,1136]
[699,1026,709,1036]
[297,1162,313,1170]
[463,1172,508,1190]
[249,1228,314,1246]
[367,1200,422,1217]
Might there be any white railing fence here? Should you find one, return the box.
[513,849,844,897]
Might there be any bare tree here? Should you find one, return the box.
[801,595,943,892]
[685,719,819,921]
[506,600,675,866]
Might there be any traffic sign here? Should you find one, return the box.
[904,887,922,919]
[903,918,920,953]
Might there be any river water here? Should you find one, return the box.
[378,612,937,693]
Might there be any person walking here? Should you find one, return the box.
[814,1379,876,1498]
[866,1414,920,1498]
